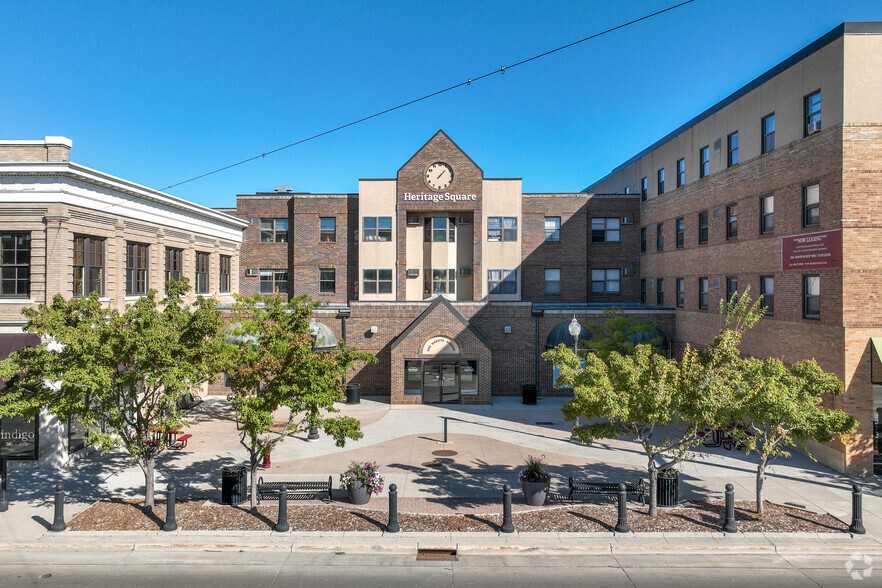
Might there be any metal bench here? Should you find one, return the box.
[568,477,646,505]
[256,476,333,503]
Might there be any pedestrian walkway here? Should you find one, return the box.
[1,395,881,552]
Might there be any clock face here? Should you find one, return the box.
[425,162,453,191]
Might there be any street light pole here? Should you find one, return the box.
[567,316,582,439]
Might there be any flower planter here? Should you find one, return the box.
[346,482,372,505]
[521,480,550,506]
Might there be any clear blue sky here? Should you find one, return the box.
[2,1,880,208]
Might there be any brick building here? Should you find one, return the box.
[587,22,882,475]
[229,131,670,405]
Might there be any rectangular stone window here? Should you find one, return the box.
[424,217,455,242]
[640,227,646,253]
[698,211,708,244]
[0,232,30,298]
[656,278,664,305]
[641,177,648,201]
[698,277,708,310]
[487,217,517,242]
[165,248,182,290]
[656,222,664,251]
[219,255,231,294]
[657,168,665,195]
[195,252,211,294]
[431,268,455,294]
[803,184,819,227]
[676,218,684,248]
[726,276,738,303]
[726,204,738,240]
[760,195,774,234]
[803,275,820,320]
[676,158,685,187]
[676,277,684,308]
[699,146,710,178]
[727,132,739,167]
[762,113,775,154]
[259,269,287,295]
[404,360,422,396]
[125,242,149,297]
[591,218,620,243]
[640,279,647,304]
[73,235,104,297]
[320,268,335,294]
[805,90,821,136]
[761,275,774,316]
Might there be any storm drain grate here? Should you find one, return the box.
[535,421,555,425]
[417,548,458,561]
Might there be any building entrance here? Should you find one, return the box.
[422,361,460,404]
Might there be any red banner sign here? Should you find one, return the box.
[781,229,842,271]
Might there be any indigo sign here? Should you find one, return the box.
[0,415,39,460]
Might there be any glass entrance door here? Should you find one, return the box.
[422,361,460,404]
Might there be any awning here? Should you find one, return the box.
[626,327,667,348]
[545,321,591,350]
[309,320,337,351]
[223,322,259,346]
[871,337,882,385]
[0,333,41,388]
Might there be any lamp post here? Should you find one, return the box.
[568,316,582,438]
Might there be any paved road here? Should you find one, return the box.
[0,550,876,587]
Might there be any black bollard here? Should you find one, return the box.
[275,483,289,533]
[722,483,737,533]
[500,484,515,533]
[386,483,400,533]
[614,482,630,533]
[162,483,177,532]
[50,483,66,532]
[849,484,866,535]
[442,417,448,444]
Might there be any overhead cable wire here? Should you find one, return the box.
[160,0,697,191]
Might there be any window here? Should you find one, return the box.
[656,223,664,251]
[363,216,392,242]
[726,277,738,303]
[760,195,774,234]
[699,146,710,178]
[431,269,456,294]
[424,217,455,242]
[803,275,820,320]
[805,90,821,136]
[624,186,630,194]
[803,184,819,227]
[762,113,775,154]
[487,217,517,242]
[676,278,684,308]
[404,360,422,396]
[591,269,621,294]
[195,252,210,294]
[259,269,288,294]
[640,228,646,253]
[219,255,231,293]
[676,218,684,248]
[125,242,148,297]
[657,168,665,195]
[0,233,30,297]
[164,248,182,289]
[319,268,335,294]
[640,279,647,304]
[698,211,708,244]
[727,132,739,167]
[591,218,620,243]
[320,217,336,243]
[488,269,517,294]
[363,269,392,294]
[726,204,738,240]
[656,278,664,305]
[73,236,104,297]
[544,217,560,242]
[676,158,685,187]
[260,218,288,243]
[698,277,708,310]
[544,269,561,295]
[760,276,774,316]
[640,177,648,201]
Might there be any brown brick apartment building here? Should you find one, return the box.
[227,130,671,407]
[587,22,882,475]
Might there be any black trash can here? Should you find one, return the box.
[656,470,679,507]
[221,465,248,505]
[522,384,538,405]
[346,382,361,405]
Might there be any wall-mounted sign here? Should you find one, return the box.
[403,192,477,203]
[782,229,842,271]
[422,336,460,355]
[0,414,39,460]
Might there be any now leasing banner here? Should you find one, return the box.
[0,415,39,460]
[781,229,842,271]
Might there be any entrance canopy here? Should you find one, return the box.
[309,320,337,352]
[545,321,590,350]
[626,327,667,348]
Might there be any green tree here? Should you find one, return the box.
[0,279,229,509]
[732,357,856,514]
[584,307,663,360]
[227,293,376,510]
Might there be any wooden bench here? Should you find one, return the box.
[256,476,333,503]
[568,477,646,505]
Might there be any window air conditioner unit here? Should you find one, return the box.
[621,216,633,225]
[621,267,634,276]
[407,216,421,225]
[458,267,472,276]
[807,121,821,134]
[457,216,471,225]
[406,268,420,278]
[245,268,259,277]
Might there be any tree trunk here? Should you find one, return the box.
[249,450,259,511]
[756,458,767,515]
[141,456,155,511]
[648,464,658,517]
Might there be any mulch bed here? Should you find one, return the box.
[66,499,847,533]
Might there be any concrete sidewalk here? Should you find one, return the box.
[2,395,881,553]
